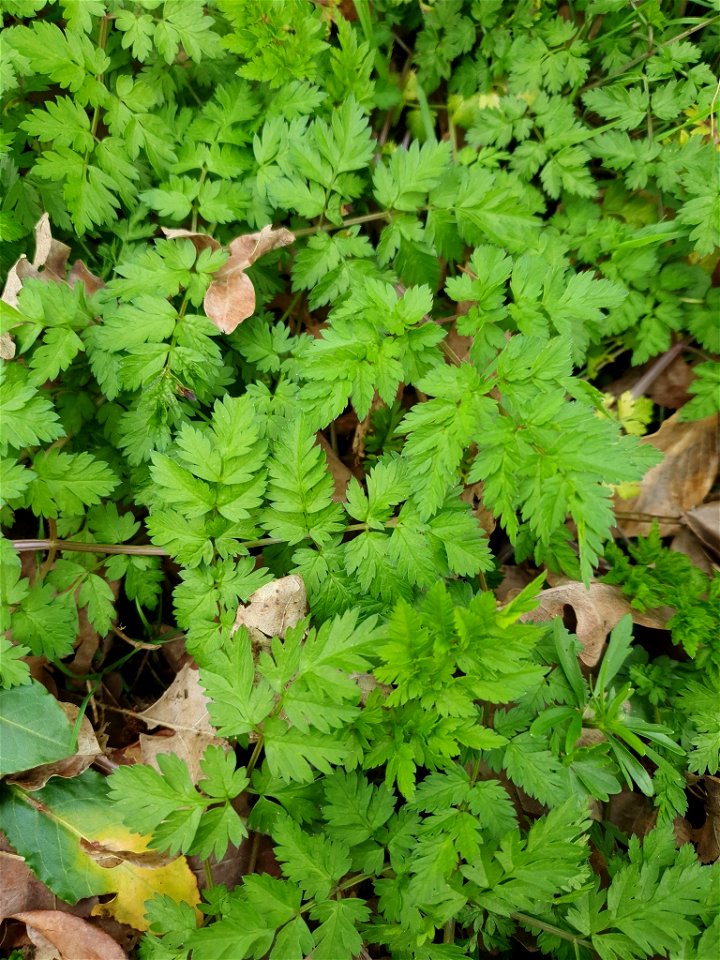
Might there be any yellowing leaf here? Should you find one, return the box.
[0,770,200,932]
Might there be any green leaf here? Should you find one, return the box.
[26,449,117,518]
[310,898,370,960]
[0,681,75,775]
[272,813,351,899]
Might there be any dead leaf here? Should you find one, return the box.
[203,225,294,334]
[203,269,256,334]
[0,332,16,359]
[32,213,71,280]
[607,789,656,838]
[8,703,101,790]
[161,227,221,254]
[0,842,61,919]
[615,412,719,537]
[694,778,720,863]
[1,255,35,307]
[460,482,496,536]
[520,581,659,667]
[670,528,718,577]
[137,664,222,784]
[227,224,295,269]
[1,215,104,311]
[67,260,105,296]
[232,575,307,639]
[10,911,127,960]
[316,432,353,502]
[685,501,720,557]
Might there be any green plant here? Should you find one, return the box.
[1,1,718,957]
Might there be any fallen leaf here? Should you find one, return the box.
[227,224,295,269]
[0,770,200,932]
[67,260,105,296]
[0,839,62,918]
[0,331,16,359]
[694,777,720,864]
[685,501,720,557]
[1,255,34,307]
[203,225,294,334]
[615,412,719,537]
[670,528,717,577]
[316,433,353,502]
[10,911,127,960]
[8,702,101,791]
[137,664,222,784]
[203,268,256,334]
[32,212,71,280]
[161,227,221,254]
[520,581,668,667]
[460,481,497,536]
[232,575,307,639]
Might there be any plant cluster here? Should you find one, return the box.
[0,1,718,958]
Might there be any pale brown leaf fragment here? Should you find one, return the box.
[202,225,294,334]
[67,259,105,296]
[615,412,719,537]
[316,432,353,502]
[203,269,256,334]
[227,225,294,269]
[161,227,221,254]
[0,332,16,359]
[10,911,127,960]
[32,213,71,280]
[137,663,222,784]
[670,528,718,577]
[685,501,720,557]
[1,255,35,306]
[521,582,642,667]
[232,575,307,639]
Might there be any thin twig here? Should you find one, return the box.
[582,15,720,91]
[630,340,687,398]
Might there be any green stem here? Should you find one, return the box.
[293,210,394,238]
[510,912,592,950]
[11,522,398,558]
[582,15,720,91]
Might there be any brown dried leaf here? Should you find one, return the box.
[10,911,127,960]
[460,482,496,536]
[232,575,307,639]
[694,778,720,864]
[0,332,16,359]
[615,412,719,537]
[0,843,60,919]
[316,432,353,502]
[8,703,101,790]
[227,225,294,270]
[137,664,221,784]
[203,269,256,334]
[685,501,720,557]
[67,260,105,296]
[670,528,717,577]
[32,213,71,280]
[202,226,294,334]
[160,227,221,254]
[1,255,36,306]
[521,582,637,667]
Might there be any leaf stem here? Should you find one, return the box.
[510,912,592,950]
[293,210,393,238]
[582,15,720,91]
[10,522,397,558]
